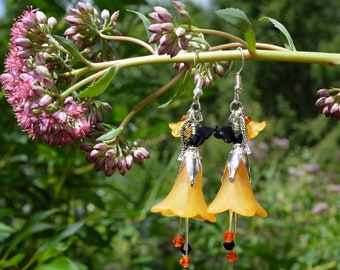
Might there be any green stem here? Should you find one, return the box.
[60,48,339,100]
[94,49,340,71]
[192,27,249,48]
[59,67,113,99]
[99,33,155,54]
[210,42,288,51]
[119,67,189,129]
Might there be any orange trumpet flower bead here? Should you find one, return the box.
[151,149,216,222]
[245,116,266,140]
[207,161,267,217]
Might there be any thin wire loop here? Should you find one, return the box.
[236,47,245,74]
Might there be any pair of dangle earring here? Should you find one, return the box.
[208,49,268,262]
[151,76,217,268]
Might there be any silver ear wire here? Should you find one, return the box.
[234,48,244,95]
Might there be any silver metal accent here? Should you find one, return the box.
[183,146,201,186]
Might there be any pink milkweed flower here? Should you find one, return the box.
[0,8,91,146]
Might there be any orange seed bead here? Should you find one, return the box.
[226,250,238,263]
[172,235,185,248]
[223,230,235,242]
[179,255,191,268]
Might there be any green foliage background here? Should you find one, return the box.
[0,0,339,269]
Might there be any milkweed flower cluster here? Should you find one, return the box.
[0,4,150,175]
[81,139,150,176]
[0,8,91,146]
[315,88,340,119]
[148,4,190,57]
[147,1,229,86]
[64,1,121,59]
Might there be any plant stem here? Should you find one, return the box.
[60,67,114,99]
[99,33,155,54]
[192,27,249,48]
[119,67,189,129]
[94,49,340,70]
[62,48,339,99]
[210,42,288,51]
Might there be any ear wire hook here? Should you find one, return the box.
[234,47,244,95]
[236,47,245,74]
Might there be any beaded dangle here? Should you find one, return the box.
[153,75,217,268]
[209,48,267,263]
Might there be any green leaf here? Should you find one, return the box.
[96,127,123,141]
[53,35,87,62]
[35,257,80,270]
[0,253,26,268]
[78,66,118,98]
[259,17,296,51]
[127,9,152,40]
[5,209,59,251]
[27,222,83,266]
[215,8,256,53]
[0,222,15,242]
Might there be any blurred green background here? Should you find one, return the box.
[0,0,339,269]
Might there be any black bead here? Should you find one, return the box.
[214,123,235,143]
[180,243,192,254]
[223,241,235,251]
[233,132,243,143]
[189,125,217,147]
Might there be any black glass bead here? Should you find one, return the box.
[189,125,217,147]
[223,241,235,251]
[180,243,192,254]
[233,132,243,143]
[214,123,235,143]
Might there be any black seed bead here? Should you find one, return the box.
[223,241,235,251]
[180,243,192,254]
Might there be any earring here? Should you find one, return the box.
[151,75,217,268]
[208,48,267,263]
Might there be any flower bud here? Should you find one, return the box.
[39,94,53,107]
[315,97,326,107]
[85,2,95,15]
[35,11,47,23]
[117,156,126,175]
[148,12,162,23]
[214,63,225,77]
[161,22,174,32]
[47,17,57,28]
[330,102,339,114]
[324,96,334,104]
[316,88,329,97]
[154,6,173,22]
[101,9,110,21]
[15,37,31,48]
[77,2,88,13]
[149,33,161,44]
[179,10,190,19]
[22,16,35,28]
[111,10,120,21]
[178,36,189,50]
[322,106,329,115]
[125,155,133,170]
[65,15,81,26]
[175,27,186,37]
[34,65,50,81]
[94,142,107,151]
[90,149,101,158]
[172,1,186,12]
[147,23,163,33]
[160,33,172,46]
[64,27,77,36]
